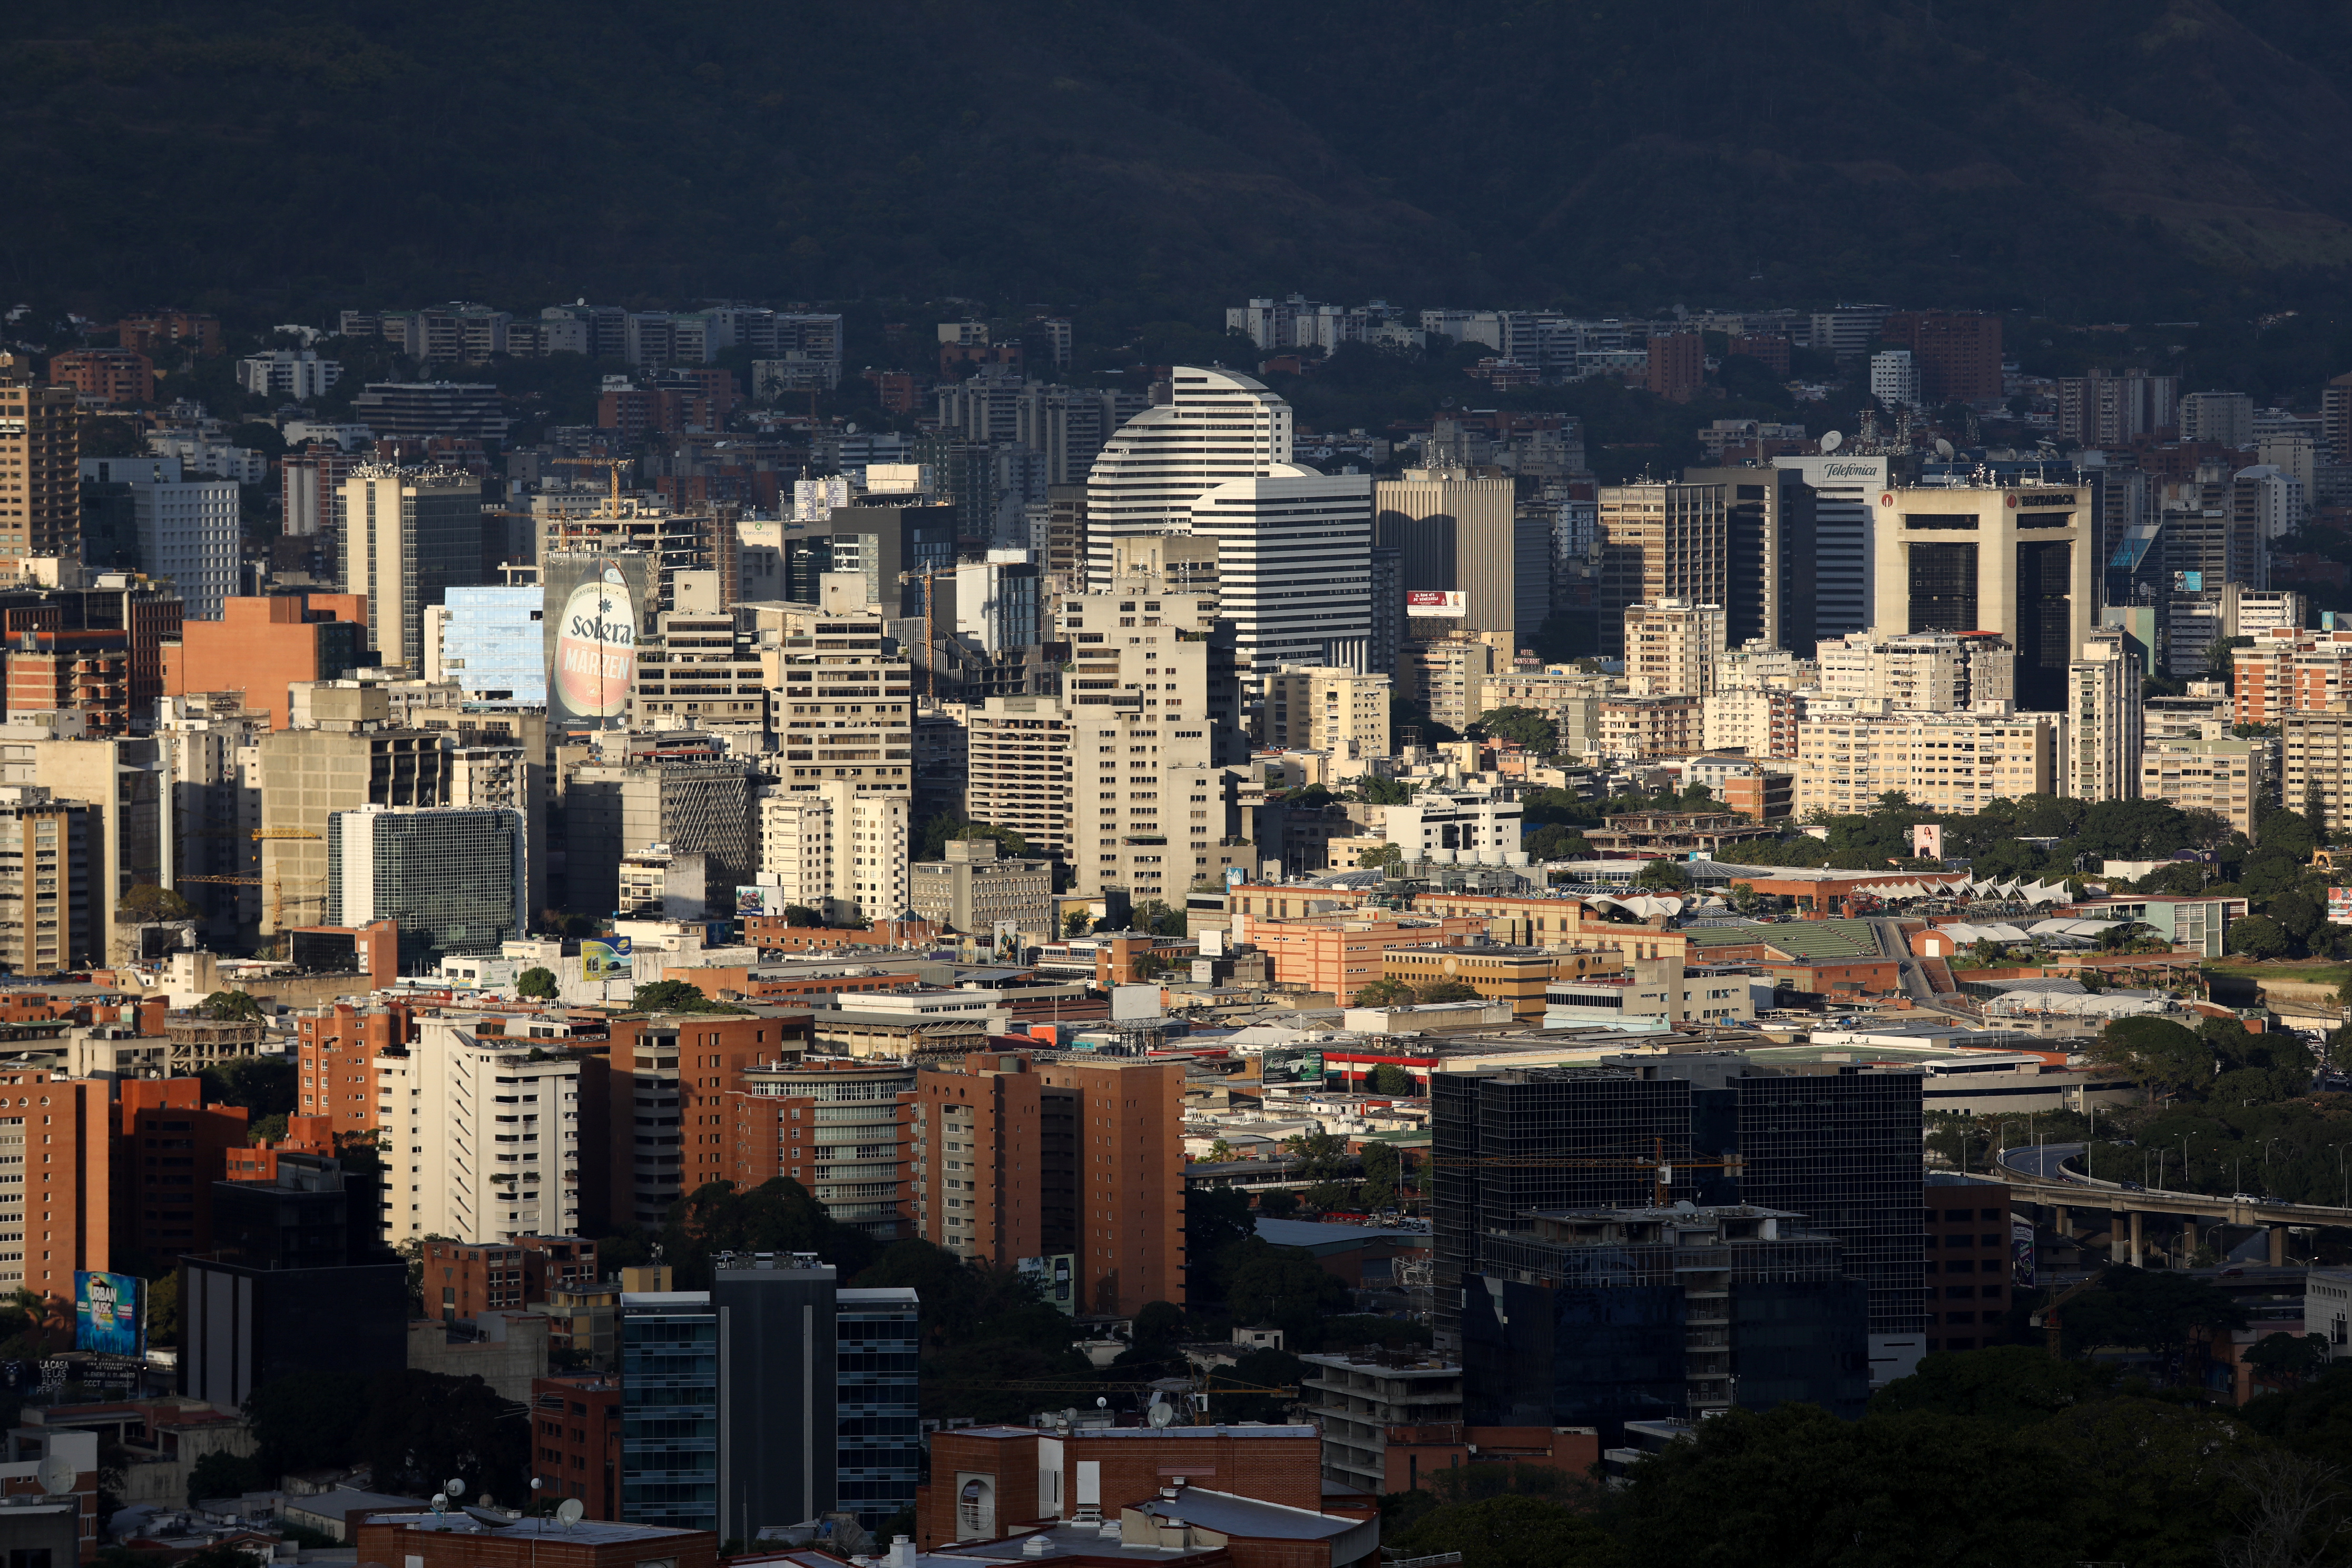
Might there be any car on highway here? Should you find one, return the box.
[2119,1180,2146,1191]
[2231,1192,2262,1202]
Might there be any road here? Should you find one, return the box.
[2000,1143,2085,1184]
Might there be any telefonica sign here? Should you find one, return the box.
[1819,462,1885,480]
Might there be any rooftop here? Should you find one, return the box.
[367,1511,711,1544]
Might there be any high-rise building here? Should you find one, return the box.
[1701,687,1803,758]
[372,1017,583,1244]
[1869,349,1919,409]
[1083,366,1291,587]
[1774,454,1889,642]
[1643,332,1704,402]
[77,456,239,618]
[565,759,752,917]
[0,369,80,564]
[1621,599,1727,698]
[631,589,767,733]
[163,594,368,728]
[2181,391,2256,449]
[2144,735,2268,836]
[2160,463,2267,592]
[754,791,835,912]
[1400,634,1494,735]
[2065,631,2142,802]
[1596,482,1727,659]
[256,687,451,936]
[912,1052,1183,1315]
[1044,483,1087,592]
[1374,469,1522,643]
[755,590,914,798]
[2056,371,2180,446]
[0,787,94,973]
[950,555,1041,653]
[1682,465,1814,653]
[1867,483,2095,711]
[339,464,487,670]
[348,381,508,443]
[716,1056,915,1238]
[1881,311,2003,404]
[2322,373,2352,463]
[1262,666,1392,756]
[964,697,1073,864]
[327,805,525,971]
[1434,1060,1923,1384]
[1187,472,1373,672]
[617,1259,918,1535]
[435,585,545,702]
[817,779,908,924]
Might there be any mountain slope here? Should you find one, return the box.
[3,0,2350,318]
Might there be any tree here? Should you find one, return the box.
[2059,1265,2249,1359]
[1387,1494,1619,1568]
[1472,706,1559,754]
[1356,840,1405,871]
[629,979,741,1014]
[197,989,264,1022]
[2218,1451,2352,1568]
[1350,977,1415,1008]
[1282,1131,1356,1184]
[200,1054,295,1120]
[1218,1239,1350,1347]
[1184,1187,1255,1273]
[1415,979,1481,1003]
[783,904,826,927]
[1634,858,1692,890]
[1368,1064,1416,1096]
[357,1368,529,1501]
[515,967,558,999]
[1870,1345,2113,1427]
[1354,777,1419,806]
[2248,1332,2335,1391]
[2089,1015,2212,1105]
[1064,910,1091,937]
[187,1448,271,1506]
[1131,1300,1186,1345]
[118,884,194,923]
[660,1178,878,1288]
[2231,915,2292,959]
[1359,1141,1403,1210]
[244,1371,370,1476]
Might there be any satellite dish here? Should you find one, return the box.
[38,1456,74,1496]
[430,1495,448,1515]
[1146,1399,1175,1429]
[1095,1396,1108,1410]
[1819,430,1844,454]
[1935,438,1955,458]
[445,1479,467,1501]
[530,1479,543,1493]
[556,1500,585,1530]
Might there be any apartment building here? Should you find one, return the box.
[296,1001,405,1138]
[2066,632,2142,804]
[0,370,81,564]
[631,599,766,731]
[1623,599,1728,698]
[1374,468,1526,642]
[1710,640,1811,693]
[756,591,915,798]
[716,1057,915,1239]
[819,780,908,925]
[1402,634,1495,734]
[753,792,833,911]
[373,1020,583,1244]
[1263,665,1392,756]
[964,697,1073,862]
[2278,717,2352,835]
[2233,627,2352,728]
[1795,709,2056,816]
[564,759,752,918]
[910,1052,1182,1317]
[1598,694,1701,758]
[0,788,95,973]
[1702,688,1803,759]
[338,464,486,670]
[1818,630,2015,711]
[0,1068,112,1298]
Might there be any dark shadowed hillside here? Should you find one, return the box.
[4,0,2352,318]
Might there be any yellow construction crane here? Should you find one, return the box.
[898,566,949,700]
[553,456,631,517]
[173,874,323,933]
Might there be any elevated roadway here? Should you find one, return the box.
[1995,1143,2350,1267]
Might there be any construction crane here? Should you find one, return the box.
[1430,1138,1743,1208]
[553,456,632,517]
[173,874,323,933]
[898,566,949,700]
[2032,1273,2105,1359]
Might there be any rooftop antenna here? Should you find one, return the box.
[1819,430,1844,454]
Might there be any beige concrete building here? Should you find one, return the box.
[1263,665,1391,756]
[1817,629,2015,710]
[631,573,766,732]
[1702,688,1804,759]
[1624,598,1728,698]
[1711,640,1812,692]
[909,837,1054,944]
[1402,633,1494,734]
[255,687,450,936]
[1597,481,1728,659]
[1374,468,1523,640]
[1598,694,1702,758]
[754,580,914,799]
[338,464,484,671]
[2066,631,2142,803]
[965,697,1073,861]
[0,786,96,972]
[754,791,834,910]
[0,368,79,565]
[1867,483,2094,713]
[1795,708,2056,816]
[1477,670,1606,754]
[2274,718,2352,835]
[0,731,163,962]
[818,779,907,923]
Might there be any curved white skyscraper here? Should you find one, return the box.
[1084,366,1294,588]
[1083,366,1369,673]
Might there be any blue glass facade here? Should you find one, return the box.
[442,584,546,702]
[618,1307,720,1529]
[835,1287,921,1526]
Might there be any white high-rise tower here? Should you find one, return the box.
[1084,366,1293,587]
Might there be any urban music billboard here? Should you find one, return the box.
[543,552,659,730]
[74,1270,143,1357]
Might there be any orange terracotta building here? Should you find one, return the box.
[0,1070,114,1301]
[919,1425,1327,1549]
[162,593,369,729]
[1232,913,1485,1000]
[45,349,153,406]
[295,999,411,1138]
[111,1078,252,1265]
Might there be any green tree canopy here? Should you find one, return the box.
[661,1178,878,1288]
[1472,706,1560,753]
[119,884,195,923]
[1634,858,1692,890]
[515,966,558,999]
[197,989,265,1021]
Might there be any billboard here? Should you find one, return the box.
[2333,887,2352,926]
[75,1271,143,1357]
[736,885,782,919]
[2011,1213,2036,1289]
[579,935,633,980]
[543,551,658,730]
[1405,591,1468,616]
